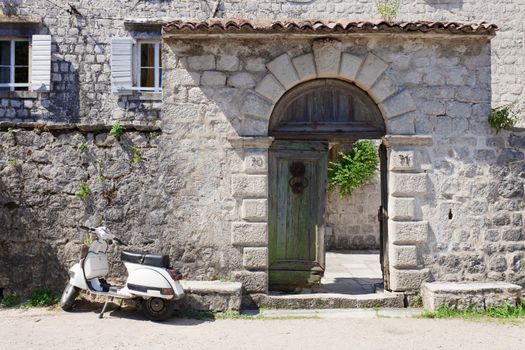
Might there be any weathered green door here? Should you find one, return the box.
[268,140,328,291]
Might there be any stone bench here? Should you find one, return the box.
[180,280,242,312]
[422,282,523,311]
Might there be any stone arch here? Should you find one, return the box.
[243,38,417,136]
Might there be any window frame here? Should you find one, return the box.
[134,39,162,93]
[0,38,31,92]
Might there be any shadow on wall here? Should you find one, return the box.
[423,0,464,10]
[0,177,65,298]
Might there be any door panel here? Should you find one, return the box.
[268,140,328,291]
[379,144,390,290]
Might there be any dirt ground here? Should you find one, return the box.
[1,307,524,350]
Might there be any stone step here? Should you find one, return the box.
[180,280,242,312]
[421,282,523,311]
[247,291,405,309]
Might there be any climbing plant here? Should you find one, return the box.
[328,140,379,198]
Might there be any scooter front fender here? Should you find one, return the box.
[68,263,88,290]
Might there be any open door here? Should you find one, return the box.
[268,140,328,291]
[378,143,390,290]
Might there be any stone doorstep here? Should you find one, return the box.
[179,280,243,312]
[421,282,524,311]
[245,291,405,309]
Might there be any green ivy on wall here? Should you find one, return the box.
[328,140,379,198]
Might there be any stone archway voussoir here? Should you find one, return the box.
[368,75,398,104]
[378,90,417,120]
[339,53,364,82]
[354,53,389,92]
[255,73,285,103]
[313,38,342,78]
[292,53,318,82]
[266,53,300,90]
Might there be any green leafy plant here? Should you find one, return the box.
[7,127,14,137]
[0,292,21,307]
[24,286,59,308]
[489,103,519,132]
[77,141,88,151]
[148,132,157,140]
[8,159,17,168]
[376,0,401,21]
[110,122,124,139]
[420,301,525,319]
[75,183,91,199]
[131,146,143,164]
[328,140,379,197]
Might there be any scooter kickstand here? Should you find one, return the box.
[99,297,114,319]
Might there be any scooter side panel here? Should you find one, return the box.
[69,263,88,289]
[126,266,184,299]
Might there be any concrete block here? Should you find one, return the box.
[201,71,226,86]
[369,75,397,103]
[421,282,523,311]
[255,74,285,102]
[231,222,268,246]
[231,174,267,197]
[389,197,416,220]
[313,38,342,77]
[390,173,428,196]
[389,220,429,244]
[241,199,268,221]
[233,271,268,293]
[355,53,388,90]
[379,90,417,119]
[266,53,300,90]
[292,53,317,82]
[389,267,430,292]
[339,53,363,82]
[389,150,417,171]
[243,247,268,269]
[390,245,418,268]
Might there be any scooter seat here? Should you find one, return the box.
[121,251,170,268]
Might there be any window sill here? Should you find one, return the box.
[128,91,162,101]
[0,91,41,99]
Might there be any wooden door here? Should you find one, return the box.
[268,140,328,291]
[378,144,390,290]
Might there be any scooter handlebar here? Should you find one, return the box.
[79,225,95,232]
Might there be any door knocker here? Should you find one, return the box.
[289,161,309,194]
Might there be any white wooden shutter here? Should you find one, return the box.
[111,37,133,94]
[30,35,51,92]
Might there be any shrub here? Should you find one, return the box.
[110,122,124,139]
[131,146,143,164]
[77,141,88,151]
[24,286,59,307]
[76,183,91,199]
[488,103,519,132]
[376,0,401,21]
[328,140,379,197]
[0,292,21,307]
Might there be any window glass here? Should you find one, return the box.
[0,67,9,84]
[14,41,29,66]
[0,41,10,66]
[140,68,155,88]
[140,43,155,68]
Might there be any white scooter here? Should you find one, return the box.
[60,226,185,321]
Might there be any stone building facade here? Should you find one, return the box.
[0,0,524,303]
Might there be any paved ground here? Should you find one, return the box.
[318,250,382,294]
[1,307,524,350]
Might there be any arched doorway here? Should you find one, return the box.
[267,79,388,291]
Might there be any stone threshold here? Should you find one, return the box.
[180,280,243,312]
[246,291,405,309]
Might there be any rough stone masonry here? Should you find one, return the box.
[0,1,523,305]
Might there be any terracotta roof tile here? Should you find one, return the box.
[163,19,498,36]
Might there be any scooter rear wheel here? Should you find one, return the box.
[142,297,175,322]
[60,283,80,311]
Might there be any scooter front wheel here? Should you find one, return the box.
[60,283,80,311]
[141,297,175,322]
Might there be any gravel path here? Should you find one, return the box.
[1,308,524,350]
